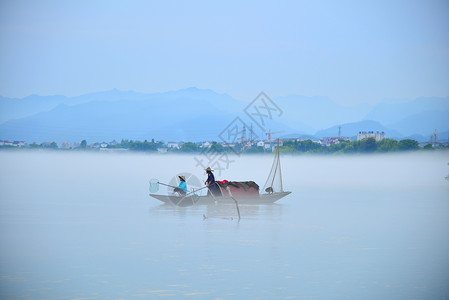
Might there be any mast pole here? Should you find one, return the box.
[277,139,283,192]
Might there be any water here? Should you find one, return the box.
[0,151,448,299]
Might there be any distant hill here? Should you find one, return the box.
[0,88,241,124]
[279,133,317,140]
[314,120,403,139]
[386,109,449,136]
[0,88,295,143]
[365,97,449,122]
[0,88,448,143]
[0,89,236,143]
[273,94,371,132]
[0,94,68,124]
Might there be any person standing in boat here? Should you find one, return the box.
[173,175,187,196]
[205,167,221,197]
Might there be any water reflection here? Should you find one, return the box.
[149,202,283,222]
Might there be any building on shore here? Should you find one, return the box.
[264,139,283,151]
[320,137,351,147]
[221,142,236,148]
[0,140,27,147]
[201,141,212,148]
[167,142,180,149]
[357,131,386,141]
[61,142,72,149]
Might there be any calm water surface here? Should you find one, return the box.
[0,151,448,299]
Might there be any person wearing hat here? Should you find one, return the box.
[173,175,187,196]
[205,167,221,197]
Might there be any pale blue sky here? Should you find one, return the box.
[0,0,448,105]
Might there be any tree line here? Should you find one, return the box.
[1,137,447,153]
[279,138,425,154]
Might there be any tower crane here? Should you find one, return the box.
[265,129,285,141]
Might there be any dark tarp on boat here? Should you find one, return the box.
[216,181,260,197]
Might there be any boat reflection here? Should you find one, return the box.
[149,202,283,221]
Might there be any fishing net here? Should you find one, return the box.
[149,178,159,193]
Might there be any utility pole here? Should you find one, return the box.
[250,123,253,145]
[434,129,438,146]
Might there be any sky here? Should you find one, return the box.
[0,0,448,105]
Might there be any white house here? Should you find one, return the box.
[61,142,72,149]
[15,141,27,147]
[167,142,180,149]
[357,131,386,141]
[321,137,351,146]
[1,141,13,146]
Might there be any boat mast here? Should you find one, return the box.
[277,139,283,192]
[263,131,285,194]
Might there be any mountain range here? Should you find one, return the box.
[0,87,448,144]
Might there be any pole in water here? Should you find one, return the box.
[207,185,219,204]
[226,186,241,221]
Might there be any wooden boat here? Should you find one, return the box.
[149,191,291,206]
[149,140,291,206]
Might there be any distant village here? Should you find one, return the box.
[1,130,448,153]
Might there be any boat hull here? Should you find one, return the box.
[149,192,292,206]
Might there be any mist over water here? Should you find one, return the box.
[0,151,448,299]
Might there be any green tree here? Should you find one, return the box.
[377,139,398,152]
[423,143,434,150]
[300,140,322,152]
[328,140,350,153]
[361,137,377,152]
[245,146,265,153]
[180,142,200,152]
[129,141,158,151]
[398,139,419,151]
[341,143,356,153]
[280,140,296,152]
[279,144,295,153]
[209,142,226,153]
[80,140,87,149]
[41,142,58,149]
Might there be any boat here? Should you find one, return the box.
[149,191,291,206]
[149,139,291,206]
